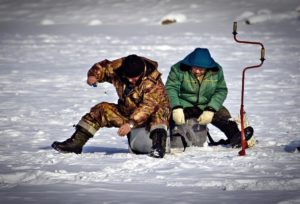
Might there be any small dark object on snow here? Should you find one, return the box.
[245,19,251,25]
[161,19,176,25]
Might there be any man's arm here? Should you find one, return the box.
[129,82,165,127]
[165,64,182,109]
[207,69,228,111]
[87,59,122,85]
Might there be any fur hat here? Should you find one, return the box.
[122,54,145,78]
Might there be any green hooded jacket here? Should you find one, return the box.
[165,48,228,111]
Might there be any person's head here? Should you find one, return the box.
[122,54,145,85]
[180,48,219,75]
[191,66,206,77]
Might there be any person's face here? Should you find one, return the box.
[191,67,206,77]
[126,73,143,85]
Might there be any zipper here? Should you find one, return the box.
[193,72,207,106]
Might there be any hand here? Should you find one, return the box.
[172,108,185,125]
[87,76,97,86]
[183,106,201,119]
[197,111,214,125]
[117,123,131,136]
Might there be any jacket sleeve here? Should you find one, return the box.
[207,69,228,111]
[129,81,164,126]
[165,64,182,109]
[87,58,122,83]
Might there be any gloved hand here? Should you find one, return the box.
[183,106,201,119]
[87,76,97,86]
[197,111,214,125]
[172,108,185,125]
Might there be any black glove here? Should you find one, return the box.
[183,106,202,119]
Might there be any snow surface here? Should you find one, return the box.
[0,0,300,203]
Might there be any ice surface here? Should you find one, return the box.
[0,0,299,203]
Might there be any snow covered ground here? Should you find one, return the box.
[0,0,300,203]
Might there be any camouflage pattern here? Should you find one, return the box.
[81,56,171,131]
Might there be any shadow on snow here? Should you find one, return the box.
[39,145,129,155]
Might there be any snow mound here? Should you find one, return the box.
[160,13,187,25]
[88,19,103,26]
[237,8,300,24]
[235,11,255,22]
[40,19,55,26]
[245,9,272,24]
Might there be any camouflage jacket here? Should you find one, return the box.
[87,56,170,127]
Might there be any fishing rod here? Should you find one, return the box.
[232,22,265,156]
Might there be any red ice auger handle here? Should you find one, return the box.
[232,22,265,156]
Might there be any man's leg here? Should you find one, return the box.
[211,106,253,148]
[148,107,170,158]
[52,102,128,154]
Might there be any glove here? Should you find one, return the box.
[172,108,185,125]
[197,111,214,125]
[183,106,201,119]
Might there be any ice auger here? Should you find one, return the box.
[232,22,265,156]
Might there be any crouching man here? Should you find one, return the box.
[52,54,171,158]
[165,48,254,149]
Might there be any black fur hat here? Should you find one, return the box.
[122,54,145,78]
[122,55,145,78]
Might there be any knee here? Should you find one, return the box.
[91,102,111,112]
[88,102,114,119]
[215,107,231,120]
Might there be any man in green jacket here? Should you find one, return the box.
[165,48,253,148]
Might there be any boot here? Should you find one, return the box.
[51,125,93,154]
[212,119,254,148]
[149,128,167,158]
[230,126,254,148]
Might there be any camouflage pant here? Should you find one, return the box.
[80,102,169,133]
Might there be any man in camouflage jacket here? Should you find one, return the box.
[52,55,170,158]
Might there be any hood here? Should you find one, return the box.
[180,48,219,70]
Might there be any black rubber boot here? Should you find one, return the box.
[51,125,93,154]
[230,126,254,148]
[211,119,254,148]
[149,128,167,158]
